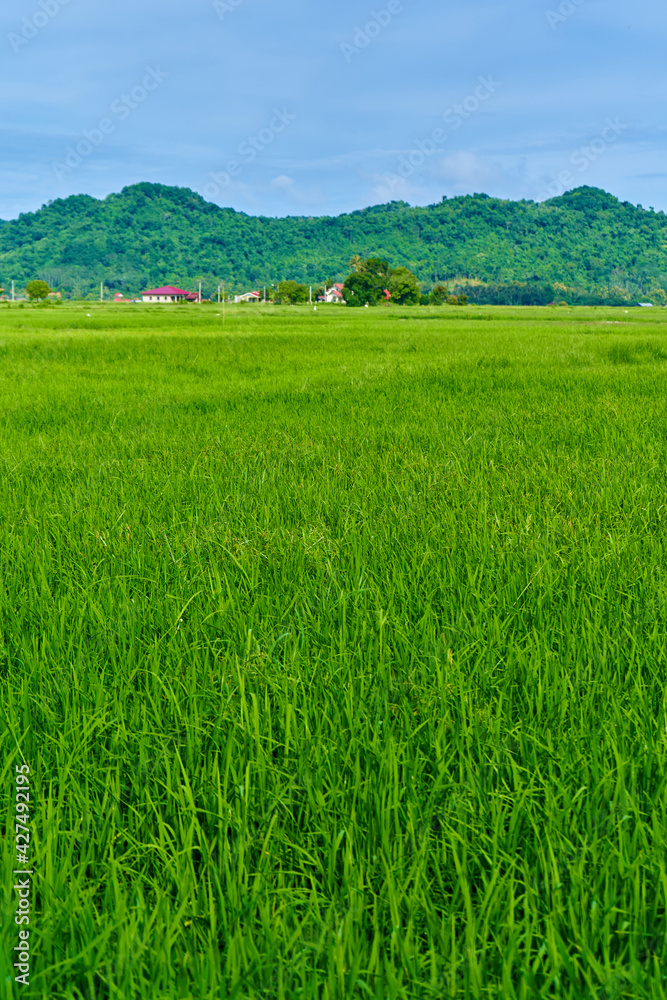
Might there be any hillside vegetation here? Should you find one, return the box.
[1,183,666,300]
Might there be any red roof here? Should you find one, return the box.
[142,286,196,297]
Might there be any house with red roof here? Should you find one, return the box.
[319,283,345,303]
[142,286,199,303]
[234,291,261,303]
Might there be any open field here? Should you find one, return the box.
[2,302,667,999]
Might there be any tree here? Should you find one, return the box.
[26,279,50,300]
[343,256,392,306]
[430,284,448,305]
[343,271,382,306]
[387,266,420,305]
[358,257,391,280]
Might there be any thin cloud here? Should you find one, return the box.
[0,0,665,217]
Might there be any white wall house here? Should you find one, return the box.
[234,291,261,303]
[319,283,345,303]
[142,285,198,303]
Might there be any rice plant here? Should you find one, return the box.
[1,303,667,998]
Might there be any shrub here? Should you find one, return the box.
[275,281,308,304]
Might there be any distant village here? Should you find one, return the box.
[0,282,349,304]
[136,284,347,304]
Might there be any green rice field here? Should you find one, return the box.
[2,302,667,999]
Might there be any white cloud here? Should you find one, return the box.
[270,174,294,191]
[369,172,425,204]
[429,151,528,199]
[433,151,500,189]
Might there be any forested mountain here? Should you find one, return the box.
[0,182,666,300]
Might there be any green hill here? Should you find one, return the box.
[0,183,666,300]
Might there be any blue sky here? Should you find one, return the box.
[0,0,665,219]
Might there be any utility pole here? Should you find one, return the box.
[222,284,225,325]
[100,281,104,302]
[11,280,14,302]
[217,284,221,304]
[198,281,202,304]
[309,286,312,304]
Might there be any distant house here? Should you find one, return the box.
[142,286,199,303]
[319,283,345,303]
[234,291,261,303]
